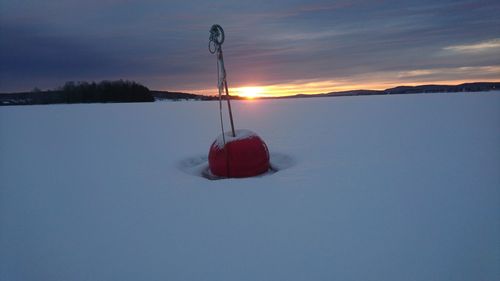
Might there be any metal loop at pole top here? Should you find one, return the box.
[209,24,225,54]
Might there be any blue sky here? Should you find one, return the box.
[1,0,499,95]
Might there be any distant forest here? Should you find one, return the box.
[0,80,216,106]
[0,80,154,105]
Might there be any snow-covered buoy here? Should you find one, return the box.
[209,130,270,178]
[207,24,270,178]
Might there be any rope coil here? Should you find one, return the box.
[208,24,224,54]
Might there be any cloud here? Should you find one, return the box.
[273,30,346,41]
[397,69,438,78]
[1,0,500,92]
[443,39,500,53]
[0,24,118,76]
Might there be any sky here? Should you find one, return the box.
[1,0,499,97]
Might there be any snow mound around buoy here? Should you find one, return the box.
[177,152,295,180]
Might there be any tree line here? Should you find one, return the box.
[1,80,154,105]
[55,80,154,103]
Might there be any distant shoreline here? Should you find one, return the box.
[260,82,500,100]
[1,82,499,106]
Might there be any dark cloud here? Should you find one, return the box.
[0,24,116,75]
[0,0,499,93]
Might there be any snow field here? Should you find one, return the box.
[1,92,499,280]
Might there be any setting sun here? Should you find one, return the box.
[235,87,264,99]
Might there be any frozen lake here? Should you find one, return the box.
[1,92,499,280]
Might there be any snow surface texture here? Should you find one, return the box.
[1,92,500,281]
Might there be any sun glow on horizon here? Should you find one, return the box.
[235,87,264,99]
[179,65,500,98]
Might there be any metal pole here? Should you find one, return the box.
[210,24,236,138]
[218,48,236,137]
[224,80,236,137]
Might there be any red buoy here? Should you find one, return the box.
[209,129,270,178]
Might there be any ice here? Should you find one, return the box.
[1,92,499,281]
